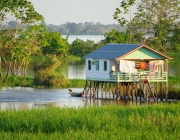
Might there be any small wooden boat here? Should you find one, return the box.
[69,89,84,97]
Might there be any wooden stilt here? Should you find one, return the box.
[97,82,99,99]
[113,83,116,100]
[115,83,119,100]
[89,80,92,100]
[127,83,130,100]
[101,81,104,99]
[140,82,142,101]
[109,82,111,99]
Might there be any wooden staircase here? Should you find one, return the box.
[140,79,156,101]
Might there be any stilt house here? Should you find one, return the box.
[83,44,172,101]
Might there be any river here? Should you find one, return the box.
[0,87,145,110]
[62,35,105,44]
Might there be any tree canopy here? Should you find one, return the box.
[42,32,69,57]
[0,0,44,83]
[113,0,180,52]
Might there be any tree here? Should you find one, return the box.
[168,23,180,52]
[42,32,69,57]
[0,0,43,27]
[132,0,180,51]
[113,0,136,43]
[104,29,131,44]
[67,23,83,35]
[69,39,95,57]
[0,0,44,83]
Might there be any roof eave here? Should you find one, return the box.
[115,44,173,61]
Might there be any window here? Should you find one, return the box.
[88,60,91,70]
[96,60,99,70]
[104,61,107,71]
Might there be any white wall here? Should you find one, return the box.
[85,59,112,79]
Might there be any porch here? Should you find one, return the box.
[109,71,168,82]
[86,71,168,82]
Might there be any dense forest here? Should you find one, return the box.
[1,21,126,35]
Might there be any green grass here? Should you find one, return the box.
[0,103,180,140]
[2,75,34,87]
[1,74,85,88]
[67,79,86,88]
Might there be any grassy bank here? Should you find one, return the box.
[0,103,179,139]
[1,75,85,88]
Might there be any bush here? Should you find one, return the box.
[34,70,69,87]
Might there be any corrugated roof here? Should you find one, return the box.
[83,44,142,59]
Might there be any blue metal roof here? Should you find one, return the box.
[83,44,142,59]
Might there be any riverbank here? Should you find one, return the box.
[1,75,180,99]
[0,103,179,139]
[0,75,86,88]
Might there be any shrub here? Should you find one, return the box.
[34,70,69,87]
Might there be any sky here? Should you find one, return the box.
[29,0,122,25]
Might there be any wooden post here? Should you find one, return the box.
[109,82,111,99]
[127,83,131,100]
[101,81,104,99]
[83,80,88,97]
[156,82,158,101]
[97,82,99,99]
[140,82,142,101]
[90,80,92,100]
[85,80,89,98]
[119,82,123,100]
[123,83,126,100]
[105,82,107,99]
[115,83,119,100]
[92,81,96,98]
[135,83,138,101]
[113,83,116,100]
[132,83,135,100]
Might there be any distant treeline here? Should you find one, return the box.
[2,21,126,35]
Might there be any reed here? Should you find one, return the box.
[0,103,179,139]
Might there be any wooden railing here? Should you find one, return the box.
[110,71,168,82]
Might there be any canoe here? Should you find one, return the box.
[69,89,84,97]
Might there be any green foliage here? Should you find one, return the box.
[132,0,180,50]
[0,0,45,85]
[42,32,69,57]
[0,103,180,139]
[69,38,97,57]
[2,75,34,87]
[33,55,69,88]
[104,29,131,43]
[168,25,180,52]
[113,0,136,26]
[113,0,180,51]
[65,55,82,61]
[168,76,180,99]
[34,70,69,88]
[67,79,86,88]
[0,0,44,25]
[166,53,180,60]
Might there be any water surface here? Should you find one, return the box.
[0,87,146,110]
